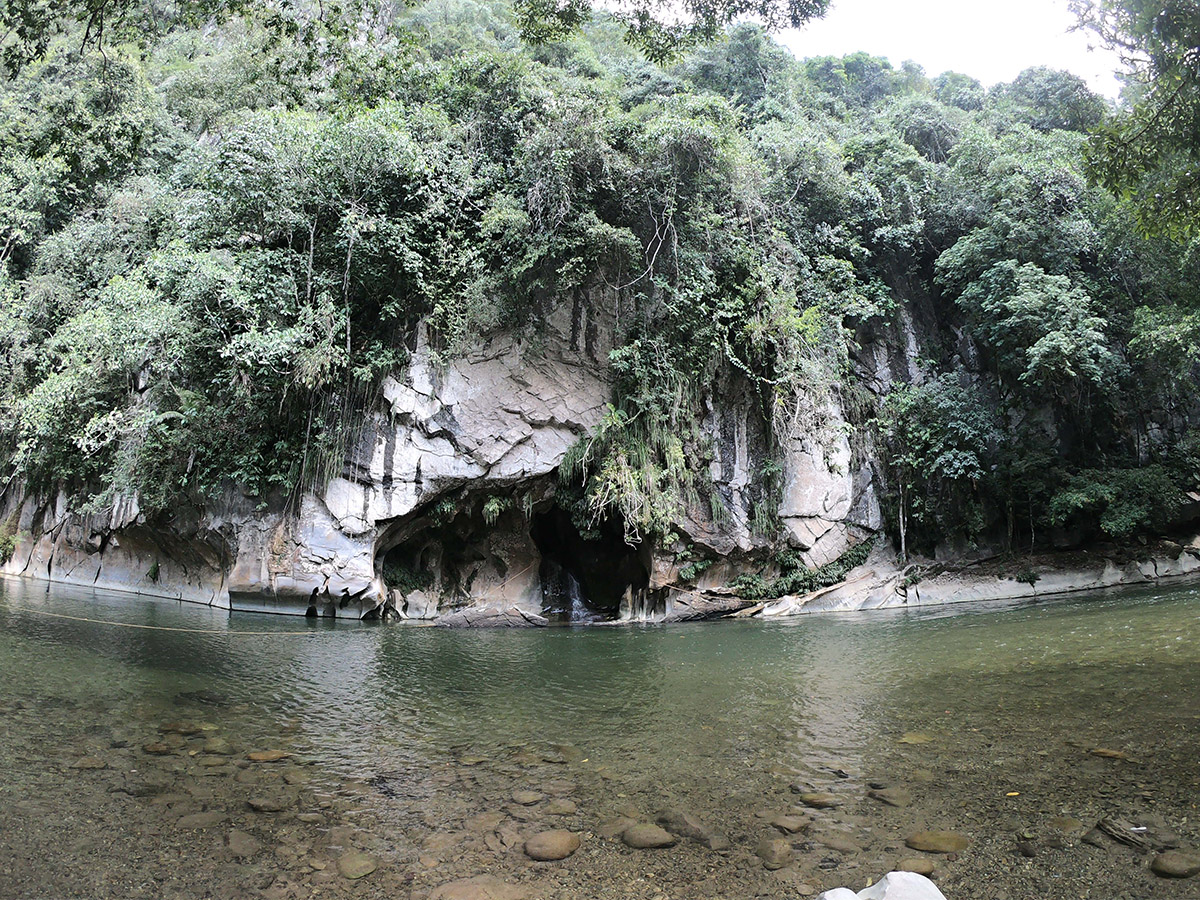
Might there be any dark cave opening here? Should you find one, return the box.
[529,505,648,622]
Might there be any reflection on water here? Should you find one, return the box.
[1,575,1198,899]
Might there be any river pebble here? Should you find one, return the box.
[1151,849,1200,878]
[524,830,580,861]
[622,824,676,849]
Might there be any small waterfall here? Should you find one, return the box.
[564,570,590,623]
[541,558,595,623]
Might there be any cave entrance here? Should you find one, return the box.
[530,505,648,623]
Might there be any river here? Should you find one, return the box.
[1,575,1197,899]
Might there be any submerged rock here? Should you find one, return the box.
[247,794,294,813]
[429,875,534,900]
[896,858,935,876]
[905,831,968,853]
[1152,849,1200,878]
[177,811,226,829]
[336,850,378,879]
[770,814,810,835]
[69,756,108,770]
[656,808,727,849]
[524,830,580,861]
[869,787,912,808]
[796,791,843,809]
[621,824,676,849]
[1046,816,1086,834]
[202,736,233,755]
[227,829,261,859]
[599,817,638,839]
[756,837,794,870]
[247,749,290,762]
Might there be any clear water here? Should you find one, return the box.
[1,575,1198,900]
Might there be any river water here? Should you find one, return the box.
[0,576,1197,899]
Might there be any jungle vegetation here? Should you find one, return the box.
[0,0,1197,560]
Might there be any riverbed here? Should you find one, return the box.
[1,575,1197,899]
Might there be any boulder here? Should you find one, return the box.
[523,830,580,861]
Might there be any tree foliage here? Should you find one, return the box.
[1073,0,1200,238]
[0,4,1195,559]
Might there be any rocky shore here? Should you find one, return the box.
[738,535,1200,620]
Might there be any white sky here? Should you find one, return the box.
[777,0,1126,98]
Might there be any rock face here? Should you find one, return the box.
[4,300,1199,625]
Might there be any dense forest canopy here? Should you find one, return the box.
[0,0,829,70]
[1,0,1197,566]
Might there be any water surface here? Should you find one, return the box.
[1,576,1197,899]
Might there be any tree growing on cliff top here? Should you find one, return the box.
[1073,0,1200,239]
[0,0,830,72]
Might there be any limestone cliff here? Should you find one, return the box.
[0,302,883,623]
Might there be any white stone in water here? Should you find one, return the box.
[817,871,948,900]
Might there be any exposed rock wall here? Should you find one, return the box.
[0,296,888,624]
[1,489,236,607]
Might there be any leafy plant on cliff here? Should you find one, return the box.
[1048,465,1185,539]
[730,538,873,601]
[0,512,20,564]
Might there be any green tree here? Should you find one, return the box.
[876,374,1000,561]
[0,0,830,72]
[990,66,1107,133]
[933,71,984,111]
[1073,0,1200,237]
